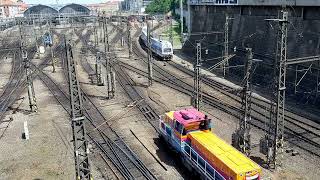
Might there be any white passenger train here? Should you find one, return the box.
[140,26,173,60]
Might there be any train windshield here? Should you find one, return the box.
[163,48,171,53]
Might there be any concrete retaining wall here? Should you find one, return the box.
[183,5,320,104]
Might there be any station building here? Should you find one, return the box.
[0,0,18,18]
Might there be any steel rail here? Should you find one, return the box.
[66,28,158,180]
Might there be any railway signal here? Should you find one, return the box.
[120,17,125,47]
[127,20,132,59]
[23,50,38,112]
[102,16,110,56]
[106,66,116,99]
[32,19,40,58]
[105,17,110,53]
[95,52,104,86]
[19,20,38,112]
[111,70,116,98]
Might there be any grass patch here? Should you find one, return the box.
[161,22,182,48]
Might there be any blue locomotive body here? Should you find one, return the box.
[140,26,173,60]
[43,32,53,47]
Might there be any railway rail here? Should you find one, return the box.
[77,23,167,134]
[0,27,68,139]
[119,54,320,158]
[73,21,320,162]
[114,25,320,158]
[70,27,158,179]
[0,43,38,122]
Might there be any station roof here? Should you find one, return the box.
[59,3,90,15]
[24,4,58,16]
[24,3,90,17]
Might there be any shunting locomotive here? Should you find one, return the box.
[159,108,262,180]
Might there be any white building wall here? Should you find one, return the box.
[9,6,19,17]
[0,5,19,18]
[0,7,5,18]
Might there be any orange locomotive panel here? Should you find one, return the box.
[188,131,261,180]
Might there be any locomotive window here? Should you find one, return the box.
[182,128,187,136]
[164,48,171,53]
[174,121,180,131]
[248,176,259,180]
[174,121,183,132]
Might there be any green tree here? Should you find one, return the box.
[145,0,188,14]
[145,0,176,14]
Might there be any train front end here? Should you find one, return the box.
[159,108,262,180]
[161,41,173,60]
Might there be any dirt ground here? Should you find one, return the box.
[0,78,75,179]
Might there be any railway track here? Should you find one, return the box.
[107,23,169,133]
[0,40,22,138]
[79,21,320,174]
[0,34,24,98]
[117,28,320,157]
[69,28,158,179]
[0,28,67,140]
[36,62,156,180]
[0,45,37,122]
[30,61,121,179]
[77,27,163,134]
[131,63,319,156]
[169,59,320,129]
[165,54,320,157]
[0,22,158,179]
[113,23,226,126]
[102,22,320,158]
[0,51,22,99]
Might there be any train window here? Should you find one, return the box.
[182,128,187,136]
[199,121,205,130]
[163,48,171,53]
[246,176,259,180]
[161,122,165,130]
[174,121,180,131]
[208,119,212,127]
[174,121,183,133]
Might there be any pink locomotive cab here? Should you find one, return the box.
[159,108,212,153]
[159,108,262,180]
